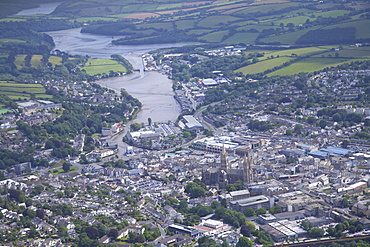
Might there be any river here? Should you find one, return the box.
[47,28,190,123]
[15,2,63,15]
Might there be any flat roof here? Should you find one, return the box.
[183,115,203,129]
[230,189,250,197]
[230,195,269,206]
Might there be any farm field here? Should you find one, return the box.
[316,10,351,18]
[323,19,370,39]
[81,58,127,75]
[14,55,62,69]
[0,81,50,100]
[266,57,359,76]
[43,0,370,47]
[175,19,198,30]
[236,45,370,76]
[312,47,370,58]
[236,57,293,74]
[259,26,320,44]
[199,30,229,43]
[223,32,259,44]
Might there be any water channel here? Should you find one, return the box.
[17,3,189,123]
[47,28,188,123]
[15,2,63,15]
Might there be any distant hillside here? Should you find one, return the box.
[46,0,370,46]
[0,0,64,18]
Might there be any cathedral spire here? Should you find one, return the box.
[220,144,228,170]
[243,151,253,184]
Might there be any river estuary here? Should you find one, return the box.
[17,2,191,123]
[47,28,188,123]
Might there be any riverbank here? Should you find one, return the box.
[95,71,180,124]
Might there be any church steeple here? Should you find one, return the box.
[220,144,228,170]
[243,151,253,184]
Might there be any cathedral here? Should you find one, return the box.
[201,145,253,189]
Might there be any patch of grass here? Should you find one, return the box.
[48,56,63,66]
[259,26,320,44]
[199,30,229,43]
[51,166,78,175]
[323,188,332,194]
[316,10,350,18]
[175,19,198,30]
[236,57,293,74]
[324,19,370,39]
[82,58,126,75]
[0,39,26,44]
[312,47,370,58]
[0,18,27,22]
[197,15,241,28]
[233,2,300,16]
[274,16,316,26]
[137,22,174,30]
[267,46,329,57]
[222,32,259,44]
[0,81,49,99]
[73,17,118,22]
[266,57,364,76]
[187,29,215,35]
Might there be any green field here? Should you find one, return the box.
[199,30,229,43]
[323,19,370,39]
[267,47,329,57]
[0,82,51,100]
[51,166,78,175]
[317,10,350,18]
[14,55,62,69]
[312,47,370,58]
[274,16,316,26]
[222,32,259,44]
[73,17,118,22]
[233,2,300,16]
[82,58,127,75]
[0,17,27,22]
[0,38,25,44]
[138,22,174,30]
[236,57,293,74]
[187,29,214,35]
[197,15,241,28]
[266,57,357,76]
[259,26,320,44]
[175,19,198,30]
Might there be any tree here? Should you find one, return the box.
[86,226,99,239]
[269,205,282,214]
[256,231,274,246]
[130,123,142,131]
[293,124,303,134]
[255,208,267,215]
[36,209,45,219]
[236,237,253,247]
[240,224,252,237]
[327,226,336,237]
[63,162,71,173]
[308,227,324,238]
[185,182,206,198]
[108,229,118,240]
[244,207,255,217]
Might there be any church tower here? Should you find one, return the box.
[243,152,253,184]
[220,144,228,170]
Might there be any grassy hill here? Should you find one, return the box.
[236,45,370,76]
[21,0,367,46]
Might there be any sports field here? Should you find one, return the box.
[81,59,127,75]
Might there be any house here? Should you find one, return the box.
[117,224,145,239]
